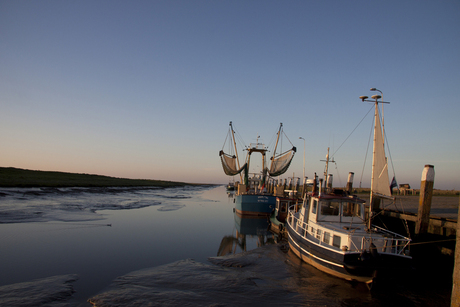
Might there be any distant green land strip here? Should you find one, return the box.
[0,167,202,188]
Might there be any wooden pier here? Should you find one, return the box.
[379,195,458,239]
[370,164,458,307]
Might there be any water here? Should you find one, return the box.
[0,185,273,305]
[0,186,453,306]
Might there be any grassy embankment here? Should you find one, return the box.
[0,167,202,188]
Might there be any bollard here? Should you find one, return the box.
[302,177,307,198]
[451,196,460,307]
[415,165,435,235]
[327,174,333,192]
[312,173,318,195]
[346,172,354,194]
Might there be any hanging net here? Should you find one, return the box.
[268,147,296,177]
[219,150,247,176]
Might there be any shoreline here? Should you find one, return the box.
[0,167,215,188]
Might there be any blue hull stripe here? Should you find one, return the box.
[235,194,276,215]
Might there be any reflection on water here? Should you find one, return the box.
[217,213,276,256]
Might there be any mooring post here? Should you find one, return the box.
[415,165,435,235]
[346,172,354,194]
[327,174,333,192]
[451,196,460,307]
[302,177,307,198]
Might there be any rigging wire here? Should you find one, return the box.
[384,128,397,180]
[394,198,412,238]
[333,162,343,187]
[322,105,373,188]
[331,105,374,157]
[221,130,229,150]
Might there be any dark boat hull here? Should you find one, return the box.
[286,221,412,283]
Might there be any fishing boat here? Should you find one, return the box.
[269,194,299,235]
[219,122,296,216]
[286,94,412,287]
[269,176,310,235]
[226,179,235,191]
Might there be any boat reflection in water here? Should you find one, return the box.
[217,212,277,256]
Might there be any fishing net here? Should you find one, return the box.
[268,147,296,177]
[219,151,246,176]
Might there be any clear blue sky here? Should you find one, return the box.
[1,0,459,189]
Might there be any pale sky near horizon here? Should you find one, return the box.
[1,1,459,189]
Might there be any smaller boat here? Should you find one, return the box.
[286,94,412,287]
[286,177,412,286]
[269,192,300,235]
[226,180,235,191]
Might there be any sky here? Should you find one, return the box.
[1,0,459,189]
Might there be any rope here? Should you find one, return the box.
[410,238,456,246]
[394,198,412,239]
[384,126,397,183]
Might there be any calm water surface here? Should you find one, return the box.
[0,185,453,306]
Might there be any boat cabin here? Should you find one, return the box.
[292,192,410,255]
[296,193,371,252]
[305,194,365,225]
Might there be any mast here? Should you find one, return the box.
[229,121,243,183]
[320,147,335,191]
[267,123,283,188]
[270,123,283,163]
[360,93,391,229]
[369,95,391,213]
[370,98,378,207]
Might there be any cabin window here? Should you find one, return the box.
[342,202,361,217]
[323,232,331,245]
[316,229,322,240]
[333,235,341,248]
[310,227,315,236]
[312,200,317,214]
[320,201,340,216]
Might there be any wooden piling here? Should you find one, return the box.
[451,196,460,307]
[415,165,435,235]
[327,174,333,192]
[346,172,354,194]
[301,177,307,198]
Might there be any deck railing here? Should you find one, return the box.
[287,206,411,255]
